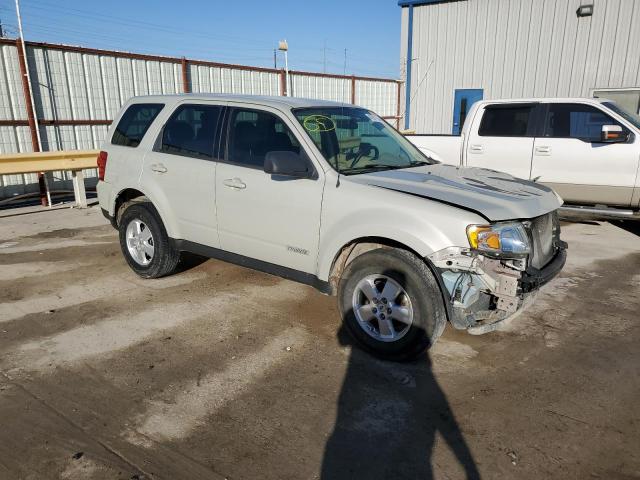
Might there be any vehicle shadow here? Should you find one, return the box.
[321,323,481,479]
[611,220,640,237]
[174,252,209,273]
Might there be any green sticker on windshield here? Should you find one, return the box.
[303,115,336,132]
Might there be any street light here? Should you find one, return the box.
[278,40,290,97]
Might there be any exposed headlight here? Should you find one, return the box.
[466,223,530,256]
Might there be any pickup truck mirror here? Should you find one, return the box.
[600,125,628,143]
[264,151,312,178]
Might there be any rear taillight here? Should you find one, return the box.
[97,151,108,181]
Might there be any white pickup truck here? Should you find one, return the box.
[407,98,640,219]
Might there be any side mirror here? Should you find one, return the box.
[264,151,312,178]
[601,125,628,143]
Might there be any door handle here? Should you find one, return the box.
[469,144,483,154]
[535,145,551,155]
[223,178,246,189]
[151,163,167,173]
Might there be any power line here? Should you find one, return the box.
[0,0,399,78]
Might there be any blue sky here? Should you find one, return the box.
[0,0,401,78]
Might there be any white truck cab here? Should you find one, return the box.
[407,98,640,219]
[97,94,566,360]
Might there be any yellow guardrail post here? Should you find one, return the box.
[0,150,99,208]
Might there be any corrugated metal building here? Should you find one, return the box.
[399,0,640,134]
[0,39,400,200]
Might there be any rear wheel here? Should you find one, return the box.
[118,202,180,278]
[338,248,446,361]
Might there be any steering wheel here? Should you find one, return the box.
[349,143,380,169]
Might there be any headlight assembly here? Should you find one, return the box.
[466,222,530,257]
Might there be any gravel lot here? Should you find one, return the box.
[1,203,639,480]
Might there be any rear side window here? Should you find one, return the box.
[478,105,534,137]
[226,109,301,168]
[160,104,223,159]
[112,103,164,147]
[544,103,625,141]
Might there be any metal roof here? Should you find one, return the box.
[127,94,355,109]
[398,0,465,7]
[471,97,612,105]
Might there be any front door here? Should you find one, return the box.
[215,105,323,273]
[452,89,483,134]
[465,103,537,180]
[140,102,223,247]
[531,103,639,206]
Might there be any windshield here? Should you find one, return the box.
[293,107,435,175]
[603,101,640,130]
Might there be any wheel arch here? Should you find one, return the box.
[112,187,178,238]
[326,236,424,290]
[325,236,452,323]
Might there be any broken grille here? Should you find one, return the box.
[528,211,559,269]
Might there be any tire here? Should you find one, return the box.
[338,248,447,361]
[118,202,180,278]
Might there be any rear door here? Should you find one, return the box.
[531,103,638,206]
[465,103,537,180]
[140,101,224,246]
[214,104,324,273]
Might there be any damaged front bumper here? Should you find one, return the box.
[426,242,567,334]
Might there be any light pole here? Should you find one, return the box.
[278,40,289,97]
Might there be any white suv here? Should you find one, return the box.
[97,94,566,360]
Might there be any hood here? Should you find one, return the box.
[347,164,562,221]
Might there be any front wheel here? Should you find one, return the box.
[338,248,447,361]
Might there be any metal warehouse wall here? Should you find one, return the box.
[400,0,640,134]
[0,39,400,199]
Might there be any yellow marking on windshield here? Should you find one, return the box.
[303,115,336,132]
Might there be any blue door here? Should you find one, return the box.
[452,89,483,135]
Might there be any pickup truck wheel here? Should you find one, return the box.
[338,248,446,361]
[118,202,180,278]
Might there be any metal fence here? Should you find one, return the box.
[0,38,401,200]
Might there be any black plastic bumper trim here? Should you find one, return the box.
[101,208,117,229]
[520,242,567,292]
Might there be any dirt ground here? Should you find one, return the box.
[0,203,639,480]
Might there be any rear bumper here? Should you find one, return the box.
[97,181,117,229]
[101,207,117,229]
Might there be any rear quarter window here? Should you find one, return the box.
[112,103,164,147]
[478,105,535,137]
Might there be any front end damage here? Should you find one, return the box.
[427,212,567,334]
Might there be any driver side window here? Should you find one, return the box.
[544,103,627,142]
[227,109,301,168]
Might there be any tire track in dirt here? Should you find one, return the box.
[125,327,309,445]
[0,270,207,324]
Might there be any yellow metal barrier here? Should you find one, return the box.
[0,150,99,175]
[0,150,99,208]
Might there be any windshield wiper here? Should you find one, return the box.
[341,160,432,175]
[340,164,413,175]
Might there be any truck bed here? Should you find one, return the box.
[405,135,462,166]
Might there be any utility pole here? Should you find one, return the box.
[278,40,289,97]
[0,19,4,38]
[15,0,50,207]
[273,49,277,69]
[343,48,347,75]
[323,39,327,74]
